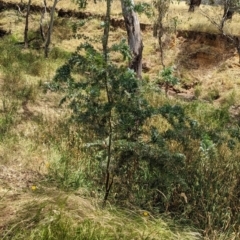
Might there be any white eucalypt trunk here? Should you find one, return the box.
[44,0,60,58]
[121,0,143,79]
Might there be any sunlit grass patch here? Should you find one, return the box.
[0,192,201,240]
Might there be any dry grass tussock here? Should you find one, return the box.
[0,181,201,239]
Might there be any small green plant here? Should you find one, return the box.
[134,2,153,18]
[206,88,220,101]
[47,152,86,190]
[49,47,71,60]
[158,66,179,96]
[194,85,202,99]
[222,90,237,107]
[171,16,181,34]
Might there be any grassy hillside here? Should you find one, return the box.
[0,1,240,239]
[0,37,201,239]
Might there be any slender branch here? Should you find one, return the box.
[16,4,24,16]
[102,0,111,64]
[40,0,48,41]
[24,0,31,48]
[102,0,114,207]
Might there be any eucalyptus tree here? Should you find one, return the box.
[22,0,59,54]
[44,0,60,57]
[40,0,48,42]
[121,0,143,78]
[15,0,32,48]
[75,0,143,77]
[153,0,170,68]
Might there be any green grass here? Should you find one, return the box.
[0,3,240,240]
[1,194,201,240]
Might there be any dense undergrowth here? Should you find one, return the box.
[0,5,239,240]
[0,35,201,240]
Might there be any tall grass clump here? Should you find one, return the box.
[0,37,20,139]
[30,112,92,190]
[166,101,240,238]
[49,47,71,60]
[46,149,88,190]
[1,196,200,240]
[0,101,17,141]
[0,37,38,99]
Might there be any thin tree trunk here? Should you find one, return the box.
[121,0,143,79]
[223,0,234,20]
[234,37,240,63]
[40,0,48,42]
[44,0,59,58]
[24,0,31,48]
[153,0,170,68]
[102,0,114,207]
